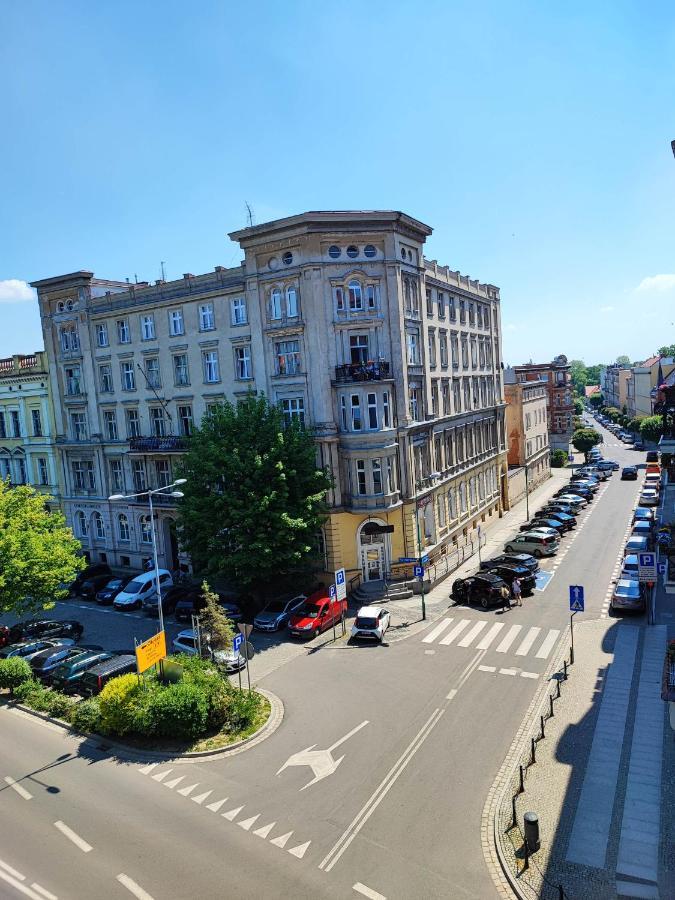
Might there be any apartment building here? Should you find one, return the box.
[0,352,60,501]
[602,363,631,411]
[503,373,550,508]
[626,355,675,419]
[513,355,573,451]
[33,210,507,584]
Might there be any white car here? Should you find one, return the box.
[171,628,246,672]
[351,606,391,643]
[113,569,173,609]
[639,489,659,507]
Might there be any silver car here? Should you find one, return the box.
[253,595,307,632]
[611,579,645,613]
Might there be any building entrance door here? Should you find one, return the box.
[361,545,383,581]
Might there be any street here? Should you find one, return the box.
[0,435,658,899]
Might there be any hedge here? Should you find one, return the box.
[0,657,33,696]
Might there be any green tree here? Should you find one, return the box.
[585,365,602,385]
[0,482,84,616]
[550,449,568,468]
[605,406,621,423]
[658,345,675,358]
[589,392,603,408]
[573,398,584,415]
[640,415,664,443]
[0,657,32,697]
[569,359,587,395]
[616,355,631,366]
[572,427,602,460]
[178,394,332,599]
[197,581,234,655]
[627,416,645,434]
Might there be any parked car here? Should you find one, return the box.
[631,521,653,540]
[633,439,645,451]
[481,553,539,574]
[288,590,347,638]
[520,517,566,535]
[69,563,112,596]
[143,583,194,616]
[621,466,638,481]
[171,628,247,672]
[113,569,173,610]
[596,459,619,471]
[7,619,83,644]
[567,480,597,496]
[254,595,307,632]
[30,644,103,683]
[646,450,659,463]
[538,509,577,529]
[504,532,559,558]
[451,573,511,609]
[79,655,138,696]
[620,433,634,444]
[50,650,114,693]
[611,579,645,613]
[174,589,242,624]
[644,473,661,492]
[351,606,391,642]
[621,554,639,579]
[0,638,74,661]
[578,466,609,481]
[554,495,587,512]
[484,564,537,596]
[540,502,577,518]
[521,526,560,541]
[95,577,129,605]
[624,535,649,556]
[588,448,602,459]
[633,507,655,524]
[80,573,117,600]
[639,488,659,507]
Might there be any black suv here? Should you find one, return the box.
[483,565,536,596]
[520,517,566,535]
[451,573,510,609]
[538,509,576,529]
[480,553,539,574]
[621,466,638,481]
[80,573,117,600]
[8,619,83,644]
[645,451,659,463]
[69,563,112,595]
[79,655,137,696]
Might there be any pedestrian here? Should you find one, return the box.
[500,585,511,612]
[512,577,522,607]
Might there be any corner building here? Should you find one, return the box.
[34,211,508,585]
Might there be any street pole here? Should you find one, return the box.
[477,524,482,567]
[570,611,576,664]
[415,505,426,621]
[525,463,530,521]
[244,633,251,693]
[148,490,164,635]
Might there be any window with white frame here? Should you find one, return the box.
[235,346,252,379]
[439,332,448,367]
[407,332,420,365]
[64,365,82,395]
[99,364,113,393]
[125,408,140,438]
[149,407,166,437]
[281,397,305,426]
[72,460,94,490]
[93,512,105,540]
[31,409,42,437]
[356,459,367,495]
[348,280,363,311]
[103,409,118,441]
[438,292,446,318]
[351,395,362,431]
[178,404,193,436]
[372,458,383,494]
[340,395,347,430]
[270,290,282,319]
[230,297,247,325]
[350,334,369,365]
[121,361,136,391]
[155,459,170,487]
[173,353,189,386]
[117,319,130,344]
[139,515,152,544]
[386,457,395,493]
[382,391,391,428]
[132,459,146,492]
[334,286,345,311]
[199,303,215,330]
[59,325,80,353]
[34,456,48,485]
[76,510,88,537]
[16,457,27,484]
[286,287,298,317]
[96,323,109,347]
[365,284,377,310]
[437,493,447,529]
[203,350,220,383]
[169,309,184,336]
[109,458,123,493]
[428,330,437,367]
[431,381,439,416]
[275,340,301,375]
[426,289,433,317]
[0,455,10,480]
[367,393,378,429]
[70,412,87,441]
[409,387,420,421]
[141,315,155,341]
[118,513,130,541]
[145,357,161,388]
[442,381,450,415]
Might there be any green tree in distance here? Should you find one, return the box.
[658,345,675,358]
[550,449,568,468]
[0,481,84,616]
[177,394,332,600]
[589,392,603,408]
[640,415,663,443]
[572,427,602,461]
[585,364,602,385]
[573,398,584,415]
[569,359,587,395]
[616,355,631,366]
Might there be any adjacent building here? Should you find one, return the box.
[512,355,573,451]
[0,352,60,501]
[626,355,675,419]
[601,363,631,411]
[33,210,508,585]
[503,372,550,509]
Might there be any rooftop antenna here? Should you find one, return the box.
[245,202,256,227]
[160,261,167,282]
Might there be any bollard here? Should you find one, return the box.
[531,737,536,764]
[540,715,545,739]
[512,794,518,828]
[570,644,574,665]
[550,695,554,718]
[563,660,568,680]
[524,811,540,852]
[519,764,525,794]
[557,678,561,699]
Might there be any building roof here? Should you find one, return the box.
[584,385,600,397]
[229,210,433,243]
[641,355,660,368]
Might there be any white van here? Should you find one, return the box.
[113,569,173,610]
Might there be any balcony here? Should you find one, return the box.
[129,491,180,506]
[128,435,187,453]
[335,361,391,383]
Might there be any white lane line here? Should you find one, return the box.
[515,627,541,657]
[0,870,50,900]
[446,688,458,701]
[116,874,155,900]
[422,618,454,643]
[353,883,387,900]
[4,776,33,799]
[53,820,92,853]
[520,671,539,679]
[535,629,560,659]
[495,624,522,653]
[318,708,445,873]
[475,622,504,650]
[478,665,496,673]
[439,619,471,645]
[0,859,25,880]
[499,668,517,676]
[458,620,487,648]
[31,885,57,900]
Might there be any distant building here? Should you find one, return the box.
[512,355,573,451]
[602,363,631,411]
[503,372,550,509]
[584,384,600,398]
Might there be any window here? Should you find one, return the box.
[177,405,193,436]
[340,396,347,430]
[426,289,433,317]
[364,244,376,258]
[437,494,447,529]
[275,340,301,375]
[348,280,363,311]
[0,456,10,480]
[382,391,391,428]
[428,330,437,367]
[0,412,5,438]
[350,334,369,365]
[118,514,130,542]
[169,309,184,336]
[72,460,95,490]
[431,381,439,416]
[286,287,298,317]
[329,245,341,258]
[150,407,166,437]
[199,303,215,330]
[141,315,155,340]
[270,290,282,319]
[451,333,459,368]
[173,354,189,386]
[334,287,345,311]
[121,361,136,391]
[15,457,27,484]
[442,381,450,415]
[93,512,105,540]
[439,332,448,367]
[231,297,247,325]
[409,387,419,421]
[155,459,170,487]
[282,251,293,266]
[109,459,123,493]
[471,339,478,369]
[145,357,161,388]
[356,459,367,495]
[453,379,462,412]
[386,457,395,493]
[367,393,378,429]
[34,457,48,485]
[99,364,113,393]
[125,408,141,438]
[59,326,80,352]
[31,409,42,437]
[132,459,146,492]
[448,295,456,321]
[346,245,358,259]
[117,319,130,344]
[235,346,252,379]
[281,397,305,426]
[65,365,82,395]
[461,337,469,368]
[96,323,109,347]
[365,285,377,310]
[70,412,87,441]
[351,395,362,431]
[139,515,152,543]
[438,292,445,318]
[407,332,420,365]
[76,510,88,537]
[203,351,220,383]
[103,409,118,441]
[371,458,383,494]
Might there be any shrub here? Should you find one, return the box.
[14,679,73,718]
[70,697,102,733]
[0,657,33,695]
[98,673,146,736]
[147,682,209,739]
[227,689,262,732]
[14,678,42,703]
[550,449,568,468]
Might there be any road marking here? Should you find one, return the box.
[475,622,504,650]
[270,830,293,848]
[4,776,33,799]
[422,618,454,643]
[30,885,57,900]
[535,629,560,659]
[138,763,157,775]
[177,783,199,797]
[206,798,227,813]
[520,671,539,679]
[353,883,386,900]
[253,821,276,838]
[0,869,52,900]
[288,840,311,859]
[446,688,458,701]
[499,668,517,676]
[53,820,92,853]
[458,620,487,647]
[238,814,260,831]
[151,768,173,782]
[439,619,471,645]
[319,708,444,873]
[277,720,369,791]
[0,859,25,880]
[477,665,496,673]
[515,627,541,656]
[222,805,244,821]
[495,624,522,653]
[163,776,185,790]
[116,874,155,900]
[191,790,212,805]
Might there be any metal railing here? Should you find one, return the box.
[335,361,391,383]
[128,436,187,452]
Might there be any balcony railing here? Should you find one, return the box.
[129,491,179,506]
[335,361,391,383]
[128,435,187,453]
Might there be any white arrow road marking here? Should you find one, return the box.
[191,790,212,805]
[222,805,244,821]
[288,840,311,859]
[163,776,185,790]
[116,874,155,900]
[53,821,92,853]
[270,831,293,848]
[206,798,227,813]
[177,783,199,797]
[238,815,260,831]
[151,769,173,782]
[4,776,32,799]
[276,721,369,790]
[253,822,276,839]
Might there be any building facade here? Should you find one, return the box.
[602,363,631,411]
[0,352,60,501]
[513,355,573,451]
[34,211,508,585]
[627,356,675,419]
[503,374,550,508]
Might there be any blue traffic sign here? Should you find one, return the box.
[329,584,336,599]
[233,633,243,653]
[569,585,584,612]
[639,552,656,568]
[658,562,667,575]
[413,565,424,578]
[421,554,430,565]
[399,557,418,564]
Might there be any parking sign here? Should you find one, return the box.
[413,565,424,578]
[233,633,243,653]
[335,568,346,601]
[638,552,657,582]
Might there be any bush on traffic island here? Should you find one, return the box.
[98,673,147,737]
[70,697,102,733]
[0,657,33,696]
[14,678,75,718]
[145,681,209,739]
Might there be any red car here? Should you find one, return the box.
[0,625,9,648]
[288,590,347,638]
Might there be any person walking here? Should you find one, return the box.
[500,585,511,612]
[512,577,523,607]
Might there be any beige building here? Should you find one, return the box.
[626,355,675,419]
[603,364,631,411]
[33,210,508,585]
[503,373,550,509]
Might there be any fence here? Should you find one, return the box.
[387,530,488,588]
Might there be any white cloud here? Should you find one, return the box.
[599,305,614,313]
[0,279,36,304]
[636,274,675,293]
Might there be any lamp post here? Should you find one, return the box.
[108,478,186,635]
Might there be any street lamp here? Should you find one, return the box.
[108,478,187,634]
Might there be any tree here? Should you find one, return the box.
[616,355,631,366]
[589,392,603,408]
[572,427,601,460]
[177,394,332,599]
[569,359,587,395]
[197,582,234,655]
[658,345,675,358]
[640,415,664,443]
[585,365,602,385]
[0,482,84,616]
[605,406,621,423]
[627,416,645,434]
[550,449,568,468]
[573,398,584,415]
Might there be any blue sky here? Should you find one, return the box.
[2,0,675,365]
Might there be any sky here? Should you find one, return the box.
[2,0,675,366]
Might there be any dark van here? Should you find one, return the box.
[79,655,137,696]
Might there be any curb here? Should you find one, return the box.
[3,688,284,763]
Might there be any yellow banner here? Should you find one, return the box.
[135,630,167,674]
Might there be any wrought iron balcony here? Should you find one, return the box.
[335,361,391,383]
[128,435,187,453]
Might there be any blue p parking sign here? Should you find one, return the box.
[413,565,424,578]
[233,633,243,653]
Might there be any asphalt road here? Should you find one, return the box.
[0,423,651,899]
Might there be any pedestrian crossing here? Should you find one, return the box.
[422,617,560,662]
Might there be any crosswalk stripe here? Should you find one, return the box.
[422,618,454,644]
[475,622,504,650]
[495,624,522,653]
[535,629,560,659]
[458,621,488,647]
[439,619,471,645]
[515,627,541,656]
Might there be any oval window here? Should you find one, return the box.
[328,245,341,258]
[282,252,293,265]
[346,245,358,258]
[364,244,376,258]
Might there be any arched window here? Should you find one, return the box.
[139,515,152,544]
[348,280,362,311]
[118,513,130,541]
[270,289,282,320]
[93,512,105,540]
[76,510,88,537]
[56,301,65,313]
[286,287,298,317]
